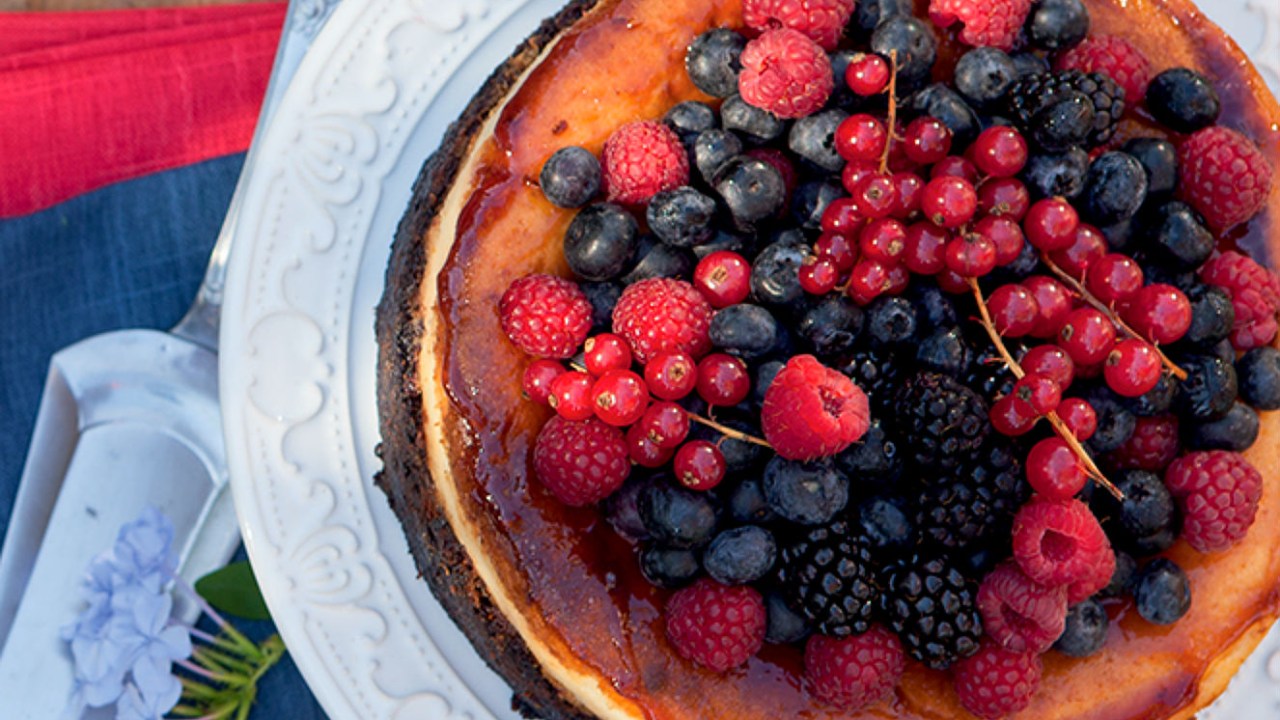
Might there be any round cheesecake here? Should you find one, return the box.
[375,1,1280,718]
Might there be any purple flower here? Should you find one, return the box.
[109,506,175,593]
[115,679,178,720]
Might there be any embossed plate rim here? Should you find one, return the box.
[217,1,1280,719]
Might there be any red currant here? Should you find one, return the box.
[523,359,566,405]
[1026,437,1087,501]
[970,126,1028,178]
[799,256,841,295]
[815,232,857,272]
[674,440,727,491]
[645,350,698,401]
[1057,397,1097,441]
[548,370,595,421]
[936,268,971,294]
[841,159,881,195]
[694,250,751,309]
[1024,198,1080,252]
[696,353,750,406]
[1013,373,1063,416]
[821,198,865,236]
[1104,339,1163,398]
[626,423,675,468]
[1021,345,1075,389]
[1058,307,1118,366]
[846,53,891,96]
[591,369,649,426]
[836,114,889,163]
[903,117,953,165]
[637,401,690,449]
[1124,284,1193,345]
[975,215,1025,267]
[890,171,925,218]
[1023,276,1073,339]
[987,283,1039,337]
[1086,253,1145,306]
[930,156,979,184]
[922,176,978,229]
[977,177,1030,220]
[860,218,907,264]
[847,259,891,304]
[852,172,898,219]
[944,233,997,277]
[1049,223,1107,280]
[583,333,632,375]
[884,263,911,295]
[902,222,949,275]
[991,394,1039,437]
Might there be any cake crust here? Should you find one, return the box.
[376,1,1280,718]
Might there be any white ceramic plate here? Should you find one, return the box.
[219,2,1280,719]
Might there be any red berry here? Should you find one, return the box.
[860,218,907,264]
[800,256,841,295]
[884,263,911,296]
[902,222,950,275]
[847,259,892,304]
[890,172,925,218]
[1086,253,1144,307]
[815,232,858,272]
[987,284,1039,337]
[694,251,753,309]
[931,155,979,184]
[852,172,898,219]
[1066,546,1115,604]
[1055,34,1153,104]
[804,627,904,710]
[1165,451,1263,553]
[936,268,972,295]
[601,121,689,205]
[1057,398,1097,441]
[1012,496,1111,587]
[845,52,891,95]
[977,177,1030,220]
[903,117,953,165]
[975,215,1025,267]
[637,401,691,449]
[991,394,1039,437]
[1200,250,1280,350]
[533,416,630,506]
[1023,276,1073,339]
[584,333,633,375]
[626,422,676,467]
[738,28,835,118]
[921,176,979,229]
[665,579,766,671]
[499,273,593,358]
[645,350,698,401]
[548,370,595,421]
[1027,437,1087,501]
[1179,126,1274,231]
[675,440,727,491]
[696,353,751,407]
[1024,198,1080,252]
[1103,339,1162,398]
[591,369,649,426]
[761,354,870,460]
[836,114,890,163]
[977,561,1068,654]
[523,359,566,405]
[613,278,713,363]
[1050,223,1107,280]
[970,126,1028,178]
[944,233,997,278]
[1058,307,1117,366]
[1021,345,1075,389]
[743,0,857,51]
[842,159,881,195]
[1108,414,1180,472]
[929,0,1034,51]
[1013,373,1062,416]
[953,642,1042,720]
[821,197,865,235]
[1124,284,1192,345]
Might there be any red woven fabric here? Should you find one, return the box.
[0,2,285,218]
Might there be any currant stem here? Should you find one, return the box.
[968,278,1124,501]
[1039,253,1189,381]
[689,413,773,448]
[878,50,900,175]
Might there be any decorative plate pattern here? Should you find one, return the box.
[218,1,1280,719]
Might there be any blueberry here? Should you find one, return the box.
[753,360,786,408]
[788,109,848,173]
[792,180,845,230]
[703,526,777,585]
[1094,470,1176,549]
[1022,146,1090,200]
[1030,91,1096,152]
[692,413,767,473]
[1139,261,1196,292]
[1147,68,1221,134]
[909,282,959,330]
[1186,402,1260,452]
[1181,284,1235,347]
[694,128,745,183]
[1099,218,1137,253]
[728,476,778,525]
[639,545,702,589]
[664,100,718,144]
[1134,558,1192,625]
[563,203,638,281]
[710,303,780,359]
[1084,389,1137,454]
[1123,374,1175,416]
[721,94,786,144]
[714,156,787,224]
[694,229,755,260]
[907,83,981,148]
[685,29,746,98]
[835,418,903,487]
[1236,347,1280,410]
[1175,354,1238,421]
[871,16,938,85]
[1141,201,1213,271]
[798,296,864,358]
[647,187,717,247]
[866,296,920,348]
[750,232,810,307]
[580,281,622,334]
[985,239,1043,284]
[954,47,1019,109]
[1026,0,1090,50]
[621,236,695,285]
[1129,526,1178,558]
[762,457,850,525]
[850,0,910,41]
[1082,152,1148,227]
[540,146,602,209]
[1121,138,1179,197]
[639,479,720,548]
[764,593,811,645]
[1054,599,1109,657]
[1100,551,1137,598]
[917,327,971,377]
[603,475,656,542]
[1011,52,1051,78]
[855,495,915,556]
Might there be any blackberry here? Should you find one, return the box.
[962,336,1022,402]
[895,372,990,469]
[1007,70,1125,149]
[837,349,905,412]
[879,552,983,668]
[915,442,1028,551]
[780,522,880,637]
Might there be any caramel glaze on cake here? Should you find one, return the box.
[376,0,1280,717]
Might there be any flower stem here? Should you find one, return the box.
[174,576,261,659]
[177,657,236,684]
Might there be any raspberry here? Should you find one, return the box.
[743,0,855,51]
[738,28,834,119]
[532,416,630,506]
[1054,34,1154,104]
[1066,544,1115,604]
[612,278,713,364]
[1107,415,1180,472]
[953,642,1042,720]
[499,274,592,359]
[1201,250,1280,350]
[1165,451,1263,553]
[1011,496,1111,587]
[976,561,1068,654]
[665,578,766,672]
[761,354,871,460]
[1178,126,1274,231]
[928,0,1033,51]
[600,120,690,205]
[804,626,904,710]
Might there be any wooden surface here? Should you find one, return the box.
[2,0,264,9]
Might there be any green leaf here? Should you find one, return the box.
[196,561,272,621]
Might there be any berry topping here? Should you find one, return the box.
[928,0,1033,51]
[762,355,871,460]
[895,372,990,470]
[743,0,856,51]
[804,627,905,710]
[1165,451,1263,553]
[601,121,690,205]
[499,274,593,359]
[879,552,983,669]
[739,28,835,119]
[1054,34,1153,104]
[613,277,713,364]
[533,416,630,506]
[1011,496,1110,587]
[665,579,767,671]
[953,642,1042,719]
[1178,126,1274,231]
[977,561,1068,654]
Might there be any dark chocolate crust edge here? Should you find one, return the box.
[374,2,602,719]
